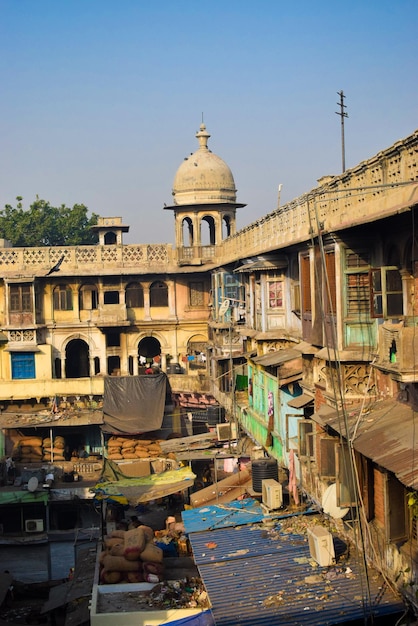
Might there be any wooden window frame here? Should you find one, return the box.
[126,283,144,308]
[298,420,315,459]
[53,285,73,311]
[300,254,312,314]
[370,266,403,319]
[150,281,168,307]
[336,443,357,507]
[10,284,33,313]
[267,278,284,309]
[324,249,337,316]
[319,437,337,480]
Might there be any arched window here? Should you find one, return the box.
[182,217,194,247]
[65,338,89,378]
[200,215,216,246]
[104,232,117,245]
[79,284,98,310]
[150,281,168,307]
[126,282,144,308]
[222,214,232,239]
[53,285,73,311]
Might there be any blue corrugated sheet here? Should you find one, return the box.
[182,498,319,534]
[187,518,406,625]
[182,499,266,533]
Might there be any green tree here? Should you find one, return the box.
[0,197,99,246]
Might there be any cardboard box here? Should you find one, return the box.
[116,460,151,478]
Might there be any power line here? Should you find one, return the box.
[335,90,348,172]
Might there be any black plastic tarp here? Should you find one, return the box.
[102,373,167,434]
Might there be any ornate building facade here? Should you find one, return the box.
[0,123,418,610]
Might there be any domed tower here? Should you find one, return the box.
[165,124,245,265]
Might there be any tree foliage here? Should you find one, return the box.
[0,197,99,247]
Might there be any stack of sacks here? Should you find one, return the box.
[100,525,164,584]
[42,435,66,461]
[12,436,43,462]
[106,437,163,460]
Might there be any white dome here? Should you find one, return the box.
[172,124,237,206]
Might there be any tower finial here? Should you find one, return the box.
[196,123,210,149]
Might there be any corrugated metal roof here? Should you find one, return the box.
[320,399,418,490]
[182,499,266,533]
[234,256,288,273]
[314,347,375,362]
[0,410,104,429]
[353,401,418,490]
[188,519,405,625]
[287,393,314,409]
[253,349,301,367]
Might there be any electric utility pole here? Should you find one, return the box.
[335,90,348,172]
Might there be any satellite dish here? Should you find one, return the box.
[322,483,349,519]
[27,476,39,493]
[218,299,230,316]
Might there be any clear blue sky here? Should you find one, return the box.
[1,0,417,244]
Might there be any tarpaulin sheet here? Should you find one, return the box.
[92,465,196,505]
[102,373,167,434]
[0,490,49,505]
[165,610,215,626]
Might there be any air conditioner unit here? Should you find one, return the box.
[307,526,335,566]
[262,479,283,510]
[25,519,44,533]
[216,422,237,441]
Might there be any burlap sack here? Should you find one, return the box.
[143,561,165,576]
[139,525,154,542]
[123,527,146,560]
[104,536,124,549]
[102,554,142,572]
[126,571,145,583]
[110,544,125,557]
[135,449,149,458]
[100,569,122,584]
[21,437,43,447]
[110,530,126,539]
[139,542,163,564]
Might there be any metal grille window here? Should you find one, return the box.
[10,284,32,312]
[11,352,35,379]
[53,285,73,311]
[189,281,205,307]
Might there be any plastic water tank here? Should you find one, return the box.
[252,458,278,493]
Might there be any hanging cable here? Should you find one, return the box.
[306,193,375,624]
